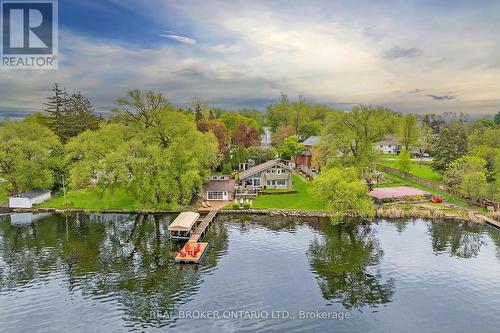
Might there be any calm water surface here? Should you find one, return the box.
[0,213,499,332]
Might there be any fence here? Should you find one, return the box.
[378,165,445,191]
[378,165,500,211]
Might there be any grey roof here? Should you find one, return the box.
[238,159,293,179]
[204,179,236,192]
[375,139,399,146]
[302,136,319,147]
[12,190,51,199]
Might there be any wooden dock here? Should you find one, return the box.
[174,209,218,264]
[188,209,218,243]
[175,242,209,263]
[476,214,500,229]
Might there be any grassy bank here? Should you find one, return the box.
[39,188,141,211]
[252,173,327,211]
[380,159,442,182]
[376,172,471,208]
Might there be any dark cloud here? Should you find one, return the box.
[383,47,423,59]
[427,94,456,101]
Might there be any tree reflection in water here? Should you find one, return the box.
[426,219,486,258]
[0,213,228,327]
[307,221,395,310]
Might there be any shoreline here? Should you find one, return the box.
[2,206,498,225]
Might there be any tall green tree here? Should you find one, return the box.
[432,122,468,171]
[495,111,500,125]
[113,89,168,129]
[443,155,487,198]
[44,83,68,139]
[398,114,418,152]
[321,105,398,168]
[278,136,304,160]
[0,121,61,193]
[311,167,375,222]
[397,151,412,175]
[44,84,101,142]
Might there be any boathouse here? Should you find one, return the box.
[168,212,200,240]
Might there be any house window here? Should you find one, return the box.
[253,178,261,186]
[276,180,286,186]
[207,192,223,200]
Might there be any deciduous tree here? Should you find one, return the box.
[444,155,487,198]
[278,136,304,160]
[311,167,375,222]
[0,121,61,193]
[232,123,260,148]
[398,114,418,152]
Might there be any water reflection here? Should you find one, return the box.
[307,220,395,309]
[0,213,228,328]
[426,219,486,258]
[0,213,499,332]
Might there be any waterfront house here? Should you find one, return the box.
[9,190,51,208]
[204,175,235,201]
[374,138,400,155]
[238,159,293,192]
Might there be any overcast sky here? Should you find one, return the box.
[1,0,499,119]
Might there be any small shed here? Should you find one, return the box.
[9,190,51,208]
[168,212,200,240]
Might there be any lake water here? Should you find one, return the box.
[0,213,499,332]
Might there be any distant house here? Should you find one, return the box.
[292,136,319,168]
[9,190,51,208]
[204,175,235,201]
[374,139,400,155]
[238,159,293,190]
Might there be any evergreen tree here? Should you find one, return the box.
[495,111,500,125]
[194,104,203,121]
[432,122,468,171]
[44,83,68,139]
[66,92,100,135]
[45,84,100,142]
[208,109,215,120]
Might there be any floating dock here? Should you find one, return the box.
[175,242,209,263]
[173,209,219,264]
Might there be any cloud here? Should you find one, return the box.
[383,47,423,59]
[427,94,456,101]
[408,89,424,94]
[160,34,197,44]
[1,0,500,118]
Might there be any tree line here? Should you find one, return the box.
[0,84,499,212]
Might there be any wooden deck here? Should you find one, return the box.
[189,209,218,243]
[175,242,209,263]
[198,200,230,212]
[476,214,500,228]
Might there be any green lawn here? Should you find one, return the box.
[39,187,140,211]
[252,173,327,211]
[380,159,442,182]
[376,172,471,208]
